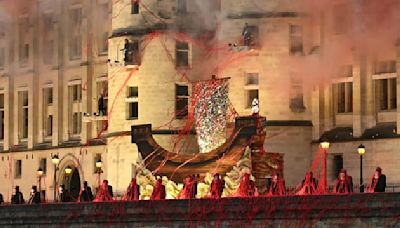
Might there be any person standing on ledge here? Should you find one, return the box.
[150,178,166,200]
[11,186,25,204]
[267,172,286,196]
[122,178,140,201]
[178,175,197,199]
[79,181,94,202]
[28,185,41,204]
[297,171,318,195]
[209,173,225,199]
[333,169,353,194]
[235,172,257,197]
[367,167,386,193]
[93,180,113,202]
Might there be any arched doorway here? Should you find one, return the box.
[62,167,81,201]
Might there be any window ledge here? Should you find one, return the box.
[378,110,397,113]
[127,117,138,120]
[336,112,353,115]
[372,73,397,80]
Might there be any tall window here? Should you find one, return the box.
[72,112,82,134]
[127,86,138,119]
[44,87,53,105]
[18,16,30,66]
[176,41,189,68]
[15,160,22,179]
[177,0,187,14]
[0,93,4,140]
[19,91,29,139]
[289,25,303,56]
[39,158,47,174]
[131,0,139,14]
[124,40,140,65]
[71,84,82,102]
[69,8,82,60]
[244,73,259,109]
[377,78,397,111]
[333,4,351,35]
[290,77,306,112]
[46,115,53,137]
[98,3,109,54]
[175,84,189,119]
[335,82,353,113]
[42,13,54,65]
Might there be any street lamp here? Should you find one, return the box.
[358,144,366,193]
[320,140,330,194]
[96,158,103,187]
[37,168,44,194]
[52,154,60,202]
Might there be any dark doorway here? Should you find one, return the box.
[63,168,81,201]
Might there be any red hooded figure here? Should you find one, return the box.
[209,173,225,198]
[267,172,286,196]
[333,169,353,194]
[151,179,166,200]
[367,167,386,193]
[178,176,196,199]
[123,178,140,201]
[297,172,318,195]
[236,173,256,197]
[93,180,113,202]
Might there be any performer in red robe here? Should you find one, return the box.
[93,180,113,202]
[178,175,196,199]
[122,178,140,201]
[367,167,386,193]
[297,171,318,195]
[209,173,225,198]
[267,172,286,196]
[235,173,256,197]
[333,169,353,194]
[150,179,166,200]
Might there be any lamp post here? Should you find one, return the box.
[320,140,330,194]
[51,154,60,202]
[96,158,103,188]
[358,144,366,193]
[37,168,44,194]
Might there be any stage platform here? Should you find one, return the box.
[1,193,400,227]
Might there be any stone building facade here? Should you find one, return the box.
[0,0,111,201]
[0,0,400,201]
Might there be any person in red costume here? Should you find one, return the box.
[267,172,286,196]
[178,175,196,199]
[367,167,386,193]
[93,180,113,202]
[209,173,225,198]
[122,178,140,201]
[333,169,353,194]
[235,172,257,197]
[150,178,166,200]
[297,171,318,195]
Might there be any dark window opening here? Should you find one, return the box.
[128,86,138,98]
[176,41,189,68]
[131,0,139,14]
[290,25,303,56]
[39,158,47,174]
[176,84,189,119]
[15,160,22,178]
[128,102,138,119]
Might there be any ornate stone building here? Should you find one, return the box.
[1,0,399,201]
